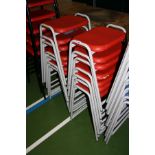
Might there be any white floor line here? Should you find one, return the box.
[26,95,48,110]
[26,116,71,154]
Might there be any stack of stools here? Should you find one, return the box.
[104,44,129,144]
[26,0,59,96]
[40,13,91,114]
[68,24,126,140]
[26,0,59,57]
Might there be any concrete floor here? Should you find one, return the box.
[58,0,129,36]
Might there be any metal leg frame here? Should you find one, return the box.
[104,45,129,144]
[40,13,91,111]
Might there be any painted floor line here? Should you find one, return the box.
[26,116,71,154]
[26,96,49,115]
[26,91,61,115]
[26,95,48,111]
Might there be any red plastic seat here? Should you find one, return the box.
[76,70,113,88]
[76,80,111,98]
[75,62,117,81]
[56,33,72,45]
[75,57,119,72]
[28,9,55,23]
[26,34,40,47]
[63,67,68,76]
[73,46,88,54]
[43,15,88,33]
[75,64,115,96]
[76,62,91,73]
[99,82,111,97]
[95,56,119,70]
[98,76,113,87]
[93,48,121,64]
[49,59,68,76]
[45,46,68,62]
[49,59,67,68]
[49,59,57,66]
[74,44,122,64]
[27,32,70,53]
[59,45,69,52]
[74,26,125,52]
[96,67,116,81]
[41,27,86,46]
[26,19,48,35]
[28,0,53,8]
[60,51,68,62]
[26,44,40,56]
[57,28,86,45]
[62,61,68,67]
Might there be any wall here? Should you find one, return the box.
[73,0,129,13]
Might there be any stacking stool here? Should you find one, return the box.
[104,44,129,144]
[40,13,91,111]
[26,0,58,56]
[68,24,126,140]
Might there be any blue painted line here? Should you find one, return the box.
[26,92,61,115]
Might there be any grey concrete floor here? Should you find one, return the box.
[57,0,129,35]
